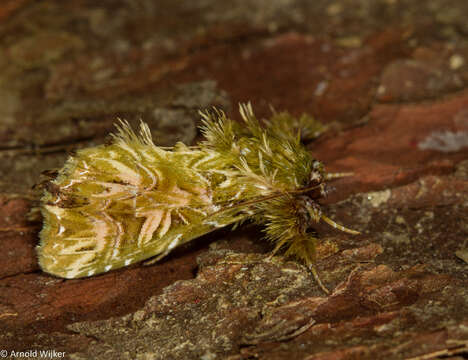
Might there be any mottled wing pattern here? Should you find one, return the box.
[38,124,236,278]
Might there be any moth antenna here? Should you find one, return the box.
[308,264,330,294]
[212,191,290,216]
[321,214,360,235]
[212,183,324,217]
[325,172,354,180]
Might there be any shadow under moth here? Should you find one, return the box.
[38,103,359,293]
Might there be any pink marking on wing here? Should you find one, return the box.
[158,210,172,238]
[92,216,111,252]
[167,185,192,205]
[138,209,164,246]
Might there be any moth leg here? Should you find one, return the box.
[266,235,329,293]
[298,235,330,294]
[262,197,331,293]
[308,263,329,295]
[283,234,330,294]
[266,238,288,260]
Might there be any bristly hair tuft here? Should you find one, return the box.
[112,118,155,147]
[199,108,238,151]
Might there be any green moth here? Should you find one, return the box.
[38,104,359,292]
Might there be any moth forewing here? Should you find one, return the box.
[38,119,255,278]
[38,105,359,293]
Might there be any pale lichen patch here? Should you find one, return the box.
[366,189,391,208]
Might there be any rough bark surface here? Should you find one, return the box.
[0,1,467,359]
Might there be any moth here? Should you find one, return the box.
[38,103,359,292]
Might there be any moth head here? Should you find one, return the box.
[309,160,325,185]
[297,194,360,235]
[296,195,321,234]
[303,196,322,222]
